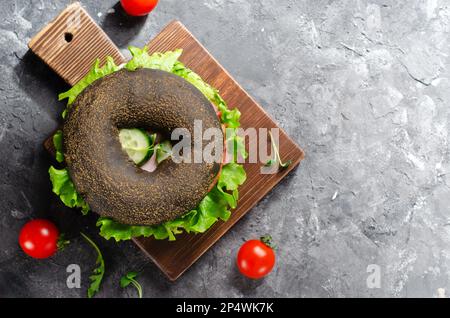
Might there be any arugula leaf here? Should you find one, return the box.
[265,131,292,170]
[58,56,119,118]
[81,233,105,298]
[53,130,64,163]
[120,271,143,298]
[155,140,172,164]
[48,166,90,215]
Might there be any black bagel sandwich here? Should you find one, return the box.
[49,47,246,241]
[64,68,222,226]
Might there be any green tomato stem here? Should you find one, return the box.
[56,233,70,250]
[260,235,276,249]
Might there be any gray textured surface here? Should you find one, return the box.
[1,0,450,298]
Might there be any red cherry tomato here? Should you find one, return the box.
[120,0,159,16]
[19,219,59,259]
[237,238,276,279]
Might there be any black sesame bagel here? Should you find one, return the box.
[63,68,223,226]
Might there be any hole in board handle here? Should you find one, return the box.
[64,32,73,43]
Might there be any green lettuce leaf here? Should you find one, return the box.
[97,209,197,242]
[125,46,182,72]
[172,61,216,100]
[216,163,246,208]
[96,163,246,242]
[173,61,242,129]
[53,130,64,163]
[96,217,155,241]
[58,56,119,118]
[225,127,248,163]
[51,46,247,241]
[49,166,90,215]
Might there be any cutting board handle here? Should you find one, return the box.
[28,2,125,86]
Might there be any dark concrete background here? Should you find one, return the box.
[1,0,450,298]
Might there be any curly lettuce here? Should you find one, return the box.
[52,46,246,241]
[49,166,90,215]
[125,47,182,72]
[97,163,246,241]
[53,130,64,163]
[58,56,120,118]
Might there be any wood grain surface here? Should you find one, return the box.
[28,2,126,85]
[30,2,304,281]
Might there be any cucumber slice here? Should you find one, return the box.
[119,128,153,165]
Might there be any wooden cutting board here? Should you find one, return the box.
[29,2,304,280]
